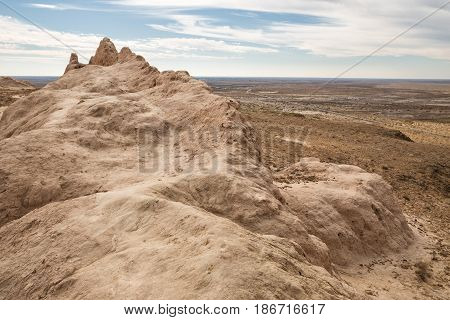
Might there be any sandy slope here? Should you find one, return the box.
[0,77,36,119]
[0,39,414,299]
[0,77,35,91]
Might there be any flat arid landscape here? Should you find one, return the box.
[0,39,448,300]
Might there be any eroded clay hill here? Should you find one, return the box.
[0,38,414,299]
[0,77,35,90]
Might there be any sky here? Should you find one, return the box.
[0,0,449,78]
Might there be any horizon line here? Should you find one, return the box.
[8,75,450,82]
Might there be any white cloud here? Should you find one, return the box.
[30,4,61,10]
[107,0,448,17]
[127,37,276,54]
[29,3,96,11]
[0,16,100,60]
[106,0,347,14]
[0,16,275,65]
[112,0,450,60]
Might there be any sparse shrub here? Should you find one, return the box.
[415,261,432,282]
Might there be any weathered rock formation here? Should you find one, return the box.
[64,53,86,74]
[0,39,414,299]
[63,38,141,75]
[89,37,118,66]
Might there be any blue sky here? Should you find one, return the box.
[0,0,449,78]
